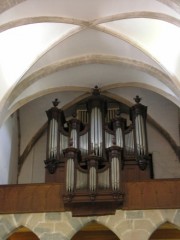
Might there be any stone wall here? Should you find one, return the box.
[1,209,180,240]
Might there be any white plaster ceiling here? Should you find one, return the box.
[0,0,180,124]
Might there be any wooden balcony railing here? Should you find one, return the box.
[0,179,179,215]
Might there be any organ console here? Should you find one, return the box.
[44,86,153,216]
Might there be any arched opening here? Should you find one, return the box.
[72,221,119,240]
[7,226,39,240]
[149,222,180,240]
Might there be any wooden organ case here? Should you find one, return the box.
[44,86,153,216]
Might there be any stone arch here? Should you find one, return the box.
[0,213,45,240]
[0,214,42,240]
[6,225,39,240]
[71,220,120,240]
[149,221,180,240]
[144,209,180,240]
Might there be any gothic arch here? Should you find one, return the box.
[71,221,120,240]
[149,221,180,240]
[6,226,39,240]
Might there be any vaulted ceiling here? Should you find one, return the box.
[0,0,180,125]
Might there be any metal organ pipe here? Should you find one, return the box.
[140,115,146,154]
[89,166,96,191]
[105,132,113,148]
[59,134,68,157]
[91,107,103,156]
[135,115,146,155]
[49,118,58,159]
[98,169,110,189]
[66,158,74,192]
[71,129,77,148]
[76,169,88,190]
[135,115,140,155]
[111,157,120,191]
[116,128,123,148]
[80,132,88,156]
[131,95,148,159]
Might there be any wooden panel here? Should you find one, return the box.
[0,179,179,214]
[122,164,151,181]
[123,179,180,210]
[45,165,65,183]
[0,183,64,213]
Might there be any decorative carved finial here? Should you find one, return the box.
[52,98,60,107]
[92,85,100,96]
[134,95,141,104]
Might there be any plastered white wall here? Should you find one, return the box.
[0,113,18,184]
[18,133,46,183]
[148,124,180,178]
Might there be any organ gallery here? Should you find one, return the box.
[44,86,153,216]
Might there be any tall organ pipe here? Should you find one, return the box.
[90,107,103,156]
[45,98,66,174]
[109,145,122,192]
[130,96,148,158]
[89,166,96,191]
[66,158,74,192]
[49,119,58,158]
[88,86,106,157]
[111,157,120,191]
[46,99,65,161]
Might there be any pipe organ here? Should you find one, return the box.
[44,86,153,216]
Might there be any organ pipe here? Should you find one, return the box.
[89,166,96,191]
[45,99,66,174]
[66,158,74,192]
[111,157,120,191]
[90,107,103,156]
[80,132,88,156]
[130,95,148,169]
[98,168,110,189]
[76,169,88,189]
[88,86,106,158]
[48,118,58,159]
[108,145,122,192]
